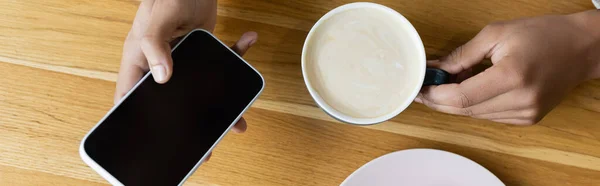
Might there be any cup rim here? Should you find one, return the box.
[301,2,427,125]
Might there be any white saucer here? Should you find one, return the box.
[341,149,504,186]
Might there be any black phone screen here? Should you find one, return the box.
[83,30,264,185]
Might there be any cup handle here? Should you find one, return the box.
[423,68,450,86]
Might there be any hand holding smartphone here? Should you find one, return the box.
[80,29,264,185]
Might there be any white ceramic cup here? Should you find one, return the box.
[301,2,448,125]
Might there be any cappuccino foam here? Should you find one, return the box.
[305,7,423,118]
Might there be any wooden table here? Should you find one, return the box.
[1,0,600,185]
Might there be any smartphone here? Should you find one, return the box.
[79,29,265,186]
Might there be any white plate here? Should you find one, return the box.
[341,149,505,186]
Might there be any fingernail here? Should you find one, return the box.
[151,65,166,83]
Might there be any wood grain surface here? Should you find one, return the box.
[1,0,599,185]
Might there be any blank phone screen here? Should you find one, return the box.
[83,30,263,185]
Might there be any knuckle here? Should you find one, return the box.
[444,87,472,108]
[459,108,474,116]
[479,21,507,40]
[458,91,471,108]
[449,46,463,59]
[522,109,543,125]
[483,21,505,32]
[522,119,537,125]
[445,47,467,72]
[523,109,541,119]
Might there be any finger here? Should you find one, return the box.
[427,24,502,74]
[114,62,146,104]
[416,93,466,116]
[417,89,532,119]
[417,95,533,125]
[417,96,535,125]
[465,89,532,116]
[491,118,534,125]
[203,152,212,162]
[231,31,258,56]
[114,0,154,104]
[416,92,517,117]
[140,1,182,84]
[420,65,517,108]
[454,67,473,83]
[473,109,532,120]
[232,117,247,133]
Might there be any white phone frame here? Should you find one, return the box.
[79,29,265,186]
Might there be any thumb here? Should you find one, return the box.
[428,25,502,74]
[140,2,180,84]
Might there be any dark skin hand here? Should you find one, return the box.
[416,10,600,125]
